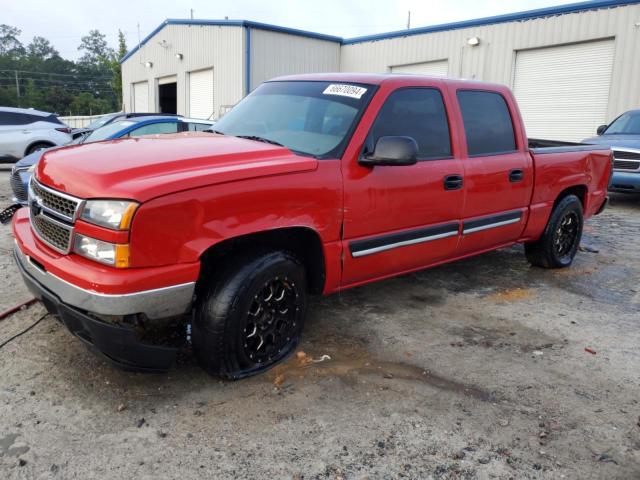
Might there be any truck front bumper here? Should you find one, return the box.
[609,171,640,193]
[14,244,195,320]
[14,246,181,372]
[11,208,200,372]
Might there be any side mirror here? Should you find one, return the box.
[596,125,608,135]
[359,136,418,167]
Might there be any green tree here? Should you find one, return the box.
[0,24,24,58]
[78,30,114,66]
[70,91,110,116]
[26,36,59,60]
[109,30,127,111]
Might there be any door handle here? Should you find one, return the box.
[444,174,463,190]
[509,169,524,182]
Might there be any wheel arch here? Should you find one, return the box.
[24,140,54,157]
[553,184,587,210]
[197,227,327,296]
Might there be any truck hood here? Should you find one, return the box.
[36,133,318,202]
[581,135,640,150]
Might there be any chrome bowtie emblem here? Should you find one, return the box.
[30,194,43,217]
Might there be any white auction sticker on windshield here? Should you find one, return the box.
[323,84,367,99]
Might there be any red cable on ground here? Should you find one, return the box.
[0,298,38,321]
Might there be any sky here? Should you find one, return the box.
[4,0,580,60]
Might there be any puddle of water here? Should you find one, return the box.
[268,346,493,403]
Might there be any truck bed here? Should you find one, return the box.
[528,138,608,154]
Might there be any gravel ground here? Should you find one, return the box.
[0,167,638,479]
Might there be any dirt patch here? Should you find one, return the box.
[269,347,495,403]
[485,287,535,302]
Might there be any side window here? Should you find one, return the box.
[128,122,179,137]
[457,90,516,156]
[188,122,213,132]
[0,112,26,126]
[367,88,451,160]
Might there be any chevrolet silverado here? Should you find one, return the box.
[11,74,612,378]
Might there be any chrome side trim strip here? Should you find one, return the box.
[351,230,458,258]
[15,245,194,319]
[463,217,521,234]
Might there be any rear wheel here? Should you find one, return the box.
[25,142,53,156]
[525,194,583,268]
[192,250,307,379]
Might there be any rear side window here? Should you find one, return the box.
[129,122,178,137]
[187,122,214,132]
[368,88,451,159]
[44,114,64,125]
[457,91,516,156]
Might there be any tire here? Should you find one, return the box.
[525,194,584,269]
[192,250,308,379]
[25,142,52,156]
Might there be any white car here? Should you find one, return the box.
[0,107,73,162]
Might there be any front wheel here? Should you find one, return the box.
[192,250,307,379]
[525,194,584,269]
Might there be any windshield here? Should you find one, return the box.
[86,114,118,130]
[83,120,136,143]
[604,111,640,135]
[213,81,375,158]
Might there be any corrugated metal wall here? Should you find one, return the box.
[249,29,341,90]
[340,4,640,122]
[121,25,244,118]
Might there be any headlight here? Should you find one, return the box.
[74,234,130,268]
[80,200,138,230]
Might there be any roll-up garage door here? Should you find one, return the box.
[132,81,149,112]
[391,60,449,77]
[189,68,214,119]
[513,39,614,142]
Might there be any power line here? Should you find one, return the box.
[2,77,115,86]
[0,69,113,79]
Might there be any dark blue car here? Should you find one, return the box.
[10,115,215,204]
[582,110,640,194]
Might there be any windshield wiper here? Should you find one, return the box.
[235,135,284,147]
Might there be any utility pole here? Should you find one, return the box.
[407,11,411,29]
[14,70,19,104]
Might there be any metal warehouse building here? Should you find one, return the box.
[121,0,640,142]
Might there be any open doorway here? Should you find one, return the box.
[158,80,177,114]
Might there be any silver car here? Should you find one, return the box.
[0,107,72,162]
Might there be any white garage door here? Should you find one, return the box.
[132,81,149,112]
[189,68,214,119]
[391,60,449,77]
[513,40,614,142]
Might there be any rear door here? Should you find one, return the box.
[341,85,464,286]
[453,89,533,255]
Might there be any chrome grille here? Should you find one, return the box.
[31,179,80,221]
[10,169,28,203]
[31,214,72,252]
[613,150,640,161]
[613,159,640,171]
[612,150,640,171]
[28,178,82,253]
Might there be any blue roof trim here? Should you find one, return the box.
[120,0,640,63]
[342,0,640,45]
[119,19,342,63]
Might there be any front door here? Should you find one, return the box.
[341,86,464,287]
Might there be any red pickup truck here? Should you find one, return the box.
[12,74,611,378]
